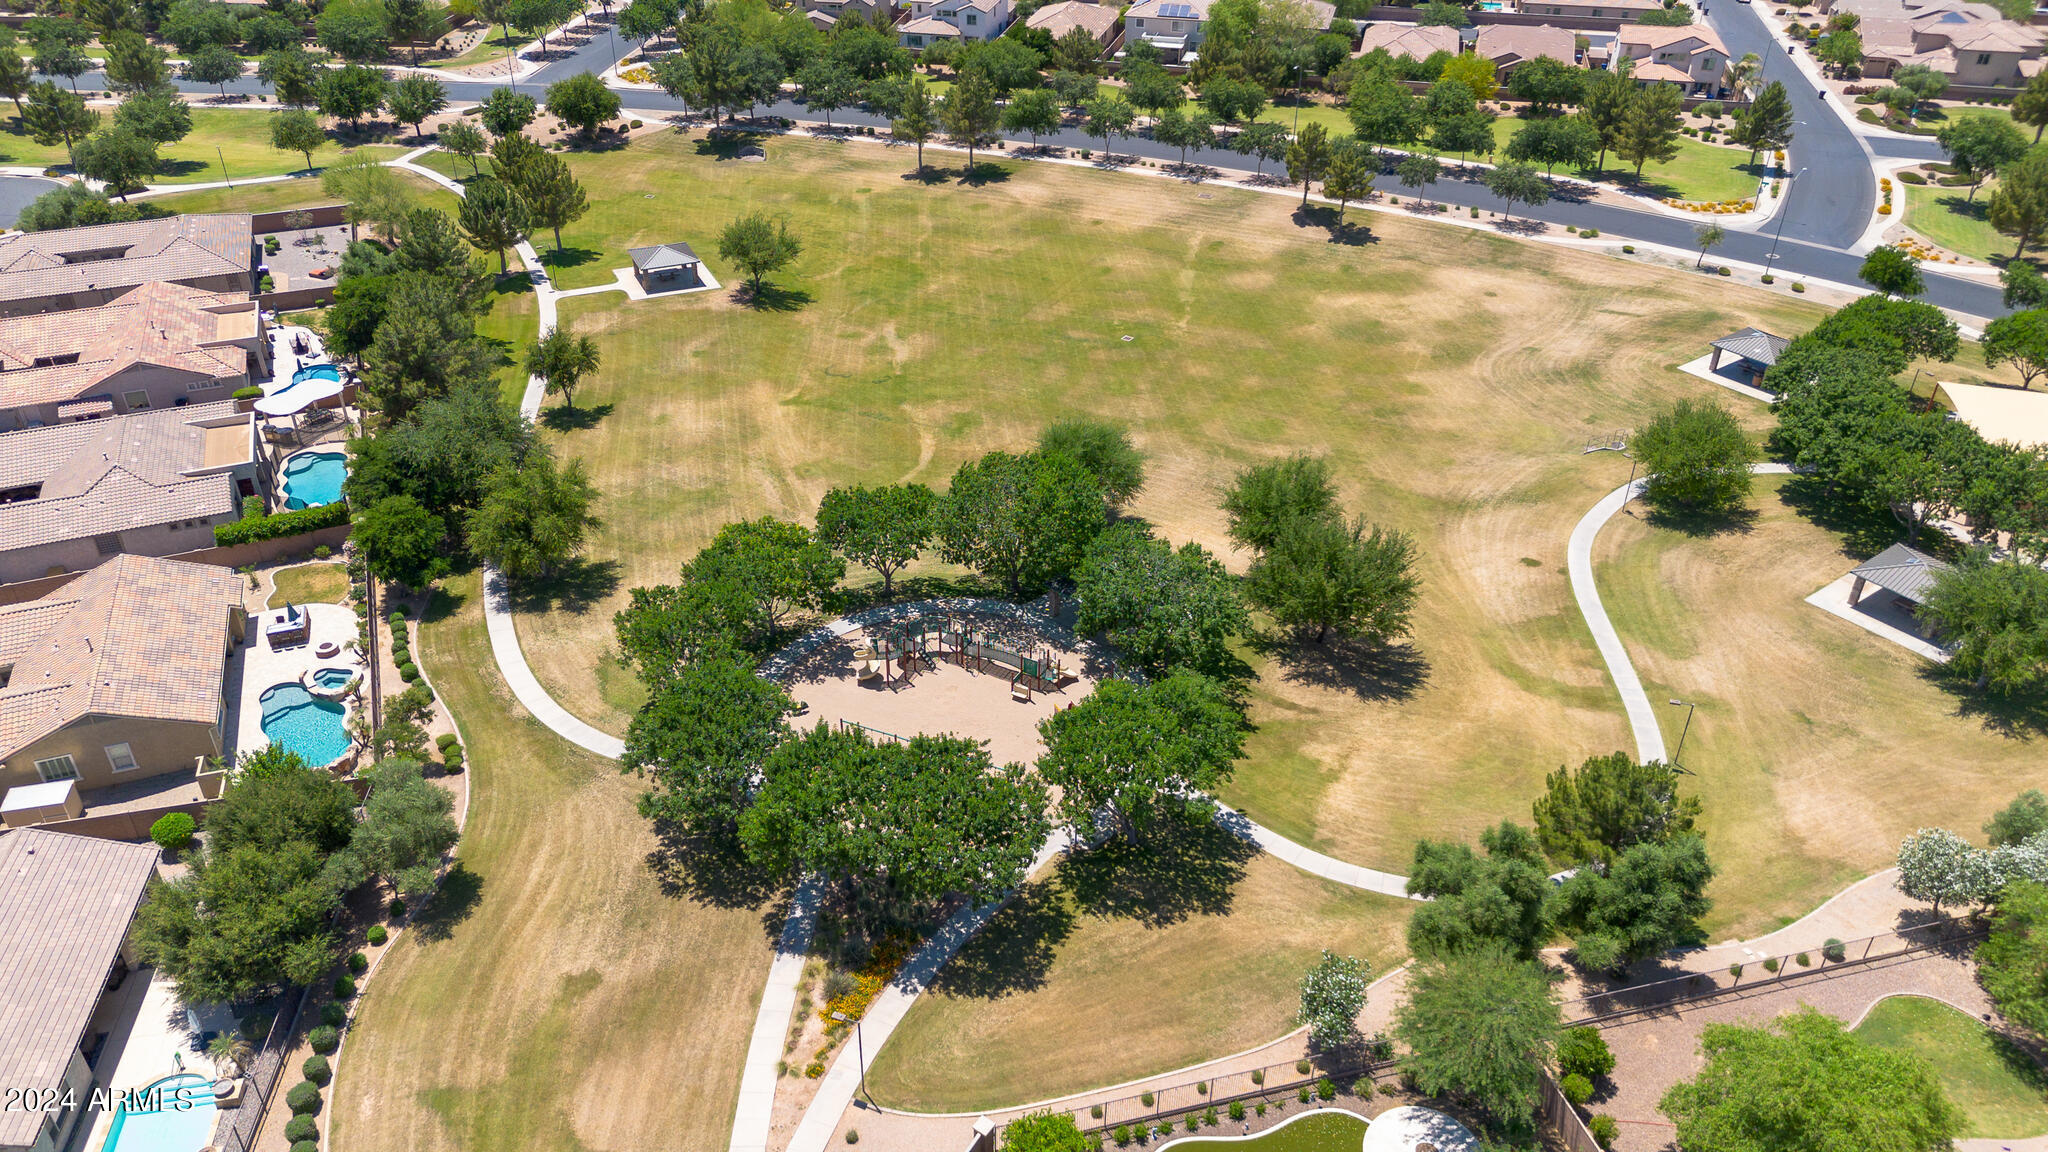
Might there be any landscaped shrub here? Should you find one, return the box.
[436,732,459,751]
[1729,963,1744,977]
[1297,1086,1310,1103]
[1561,1073,1593,1106]
[1823,937,1846,961]
[805,1059,825,1078]
[1351,1078,1371,1097]
[320,1001,347,1027]
[1250,1069,1264,1085]
[443,748,465,774]
[284,1115,319,1143]
[1196,1080,1208,1095]
[1898,170,1927,184]
[1316,1078,1335,1101]
[333,974,357,999]
[400,661,420,682]
[213,501,348,547]
[348,951,368,974]
[389,607,408,622]
[287,1081,322,1114]
[1581,228,1598,238]
[1791,282,1805,292]
[1090,1104,1102,1119]
[1295,1060,1311,1075]
[1796,952,1811,966]
[1717,266,1732,276]
[308,1026,339,1054]
[1114,1125,1132,1146]
[1558,1027,1615,1080]
[389,897,406,918]
[232,385,264,400]
[303,1054,331,1085]
[843,1130,857,1144]
[366,925,388,946]
[1228,1101,1244,1121]
[1589,1114,1619,1148]
[1139,1091,1154,1107]
[1622,244,1634,253]
[150,812,196,852]
[290,1141,319,1152]
[1202,1106,1217,1126]
[1379,1081,1399,1096]
[1762,957,1780,973]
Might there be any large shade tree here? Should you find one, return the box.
[1036,672,1246,842]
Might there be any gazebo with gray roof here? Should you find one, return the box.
[1708,327,1790,383]
[1848,542,1952,608]
[627,242,704,292]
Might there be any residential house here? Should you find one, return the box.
[0,553,246,809]
[1027,0,1120,47]
[0,828,161,1152]
[1612,22,1729,93]
[1474,23,1580,73]
[0,215,254,319]
[1522,0,1663,20]
[1354,21,1461,63]
[899,0,1010,46]
[0,281,270,432]
[0,401,262,585]
[1123,0,1329,57]
[1841,0,2046,83]
[800,0,893,29]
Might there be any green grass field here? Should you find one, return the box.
[0,108,407,185]
[268,562,347,608]
[1163,1110,1370,1150]
[1853,995,2048,1138]
[1904,183,2011,262]
[145,166,460,218]
[324,574,779,1152]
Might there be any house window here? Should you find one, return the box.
[34,755,78,781]
[93,533,122,555]
[1171,18,1181,29]
[123,389,150,410]
[186,380,218,391]
[966,11,977,22]
[1132,16,1143,25]
[1978,53,1992,65]
[105,743,138,772]
[909,32,923,43]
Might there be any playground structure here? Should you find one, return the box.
[851,618,1078,702]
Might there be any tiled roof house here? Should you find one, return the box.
[0,215,254,318]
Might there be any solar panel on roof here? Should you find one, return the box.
[1158,3,1196,16]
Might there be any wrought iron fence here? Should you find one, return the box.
[988,1053,1400,1141]
[212,985,311,1152]
[1561,911,1984,1028]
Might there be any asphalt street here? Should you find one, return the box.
[53,18,2010,318]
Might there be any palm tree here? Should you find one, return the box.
[1726,52,1762,100]
[208,1034,253,1077]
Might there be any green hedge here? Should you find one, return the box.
[284,1116,319,1143]
[213,501,349,547]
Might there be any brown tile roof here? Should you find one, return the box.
[1355,22,1461,60]
[1027,0,1120,39]
[0,214,251,307]
[0,282,255,415]
[0,827,161,1147]
[0,553,242,762]
[1475,23,1578,65]
[1616,22,1728,54]
[0,465,237,552]
[0,399,243,493]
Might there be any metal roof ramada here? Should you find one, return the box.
[1850,542,1952,605]
[0,828,161,1149]
[627,242,702,271]
[1709,327,1790,367]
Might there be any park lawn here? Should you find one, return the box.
[864,829,1413,1111]
[1253,99,1353,141]
[145,167,461,218]
[1853,995,2048,1138]
[0,108,406,184]
[324,573,779,1152]
[268,561,347,608]
[435,30,536,70]
[1594,475,2048,938]
[508,129,1830,892]
[1488,116,1760,203]
[477,281,541,406]
[1164,1111,1370,1151]
[1903,183,2010,262]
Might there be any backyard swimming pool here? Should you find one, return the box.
[259,682,350,765]
[311,666,355,691]
[282,451,347,510]
[294,363,342,386]
[103,1074,217,1152]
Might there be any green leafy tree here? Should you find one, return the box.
[940,67,1001,169]
[1614,80,1682,181]
[1727,79,1793,167]
[1816,27,1862,76]
[623,654,795,838]
[717,211,802,296]
[1557,1027,1616,1081]
[1991,146,2048,259]
[2003,259,2048,309]
[1984,309,2048,389]
[1320,136,1374,220]
[1896,826,2001,914]
[479,86,538,136]
[458,175,530,274]
[389,74,449,143]
[1978,879,2048,1036]
[935,449,1107,596]
[0,45,31,119]
[1505,54,1584,113]
[1074,524,1245,679]
[355,494,451,588]
[2016,69,2048,143]
[814,483,935,596]
[1199,75,1266,124]
[892,75,938,170]
[351,758,460,900]
[1082,88,1136,151]
[15,182,143,231]
[1347,72,1424,148]
[1939,113,2029,201]
[270,108,326,173]
[686,518,845,641]
[387,0,445,64]
[1406,822,1552,959]
[392,206,490,312]
[1532,751,1701,867]
[1222,453,1336,553]
[318,0,391,61]
[22,81,95,164]
[30,37,91,94]
[1554,835,1714,971]
[439,118,488,176]
[516,150,588,252]
[1394,944,1561,1121]
[1484,160,1550,221]
[489,130,546,191]
[546,71,621,139]
[181,43,242,98]
[1581,56,1635,172]
[101,31,168,95]
[1286,120,1332,206]
[116,86,192,146]
[317,63,388,127]
[1918,550,2048,693]
[795,57,857,127]
[741,725,1049,910]
[1000,1111,1098,1152]
[1298,950,1370,1048]
[1416,0,1469,25]
[362,272,496,418]
[1438,53,1499,105]
[1632,397,1757,514]
[1001,86,1061,147]
[259,46,323,108]
[1038,419,1144,508]
[1247,512,1420,645]
[1891,62,1949,115]
[1506,114,1600,176]
[1434,106,1498,160]
[525,321,601,407]
[1660,1009,1963,1152]
[1049,25,1103,75]
[1397,151,1441,205]
[467,455,604,582]
[73,125,157,199]
[1231,119,1290,174]
[1123,60,1185,118]
[1153,105,1216,164]
[1860,243,1925,298]
[1037,672,1245,840]
[1988,791,2048,847]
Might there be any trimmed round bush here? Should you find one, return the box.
[388,607,408,622]
[150,812,196,852]
[436,732,459,751]
[286,1080,322,1114]
[366,925,388,946]
[843,1130,858,1145]
[388,897,406,918]
[303,1054,331,1085]
[1295,1059,1311,1075]
[308,1026,339,1054]
[232,385,264,400]
[1228,1100,1244,1121]
[1823,937,1846,962]
[348,951,368,974]
[319,1002,347,1028]
[333,974,357,999]
[284,1115,319,1143]
[1762,956,1780,973]
[1316,1077,1335,1101]
[400,661,420,682]
[1297,1085,1311,1104]
[1589,1114,1619,1148]
[291,1142,320,1152]
[1561,1073,1593,1106]
[1090,1104,1102,1119]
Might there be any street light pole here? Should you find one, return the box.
[1668,699,1697,771]
[831,1011,871,1106]
[216,145,231,188]
[1766,166,1808,263]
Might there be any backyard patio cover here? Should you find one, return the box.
[255,366,345,418]
[1935,381,2048,450]
[1849,542,1952,607]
